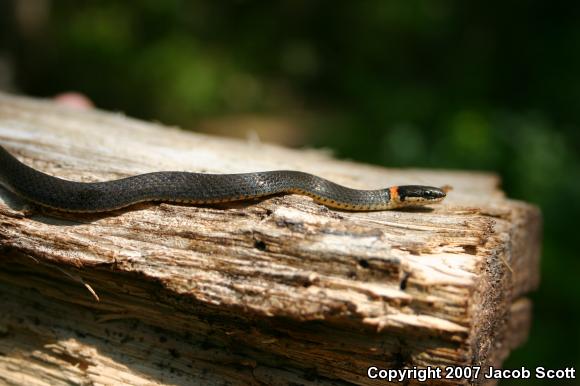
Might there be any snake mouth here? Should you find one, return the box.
[394,197,445,209]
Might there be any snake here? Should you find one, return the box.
[0,145,446,212]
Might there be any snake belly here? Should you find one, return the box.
[0,145,445,212]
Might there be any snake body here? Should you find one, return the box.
[0,145,446,212]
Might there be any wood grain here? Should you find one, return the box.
[0,93,541,385]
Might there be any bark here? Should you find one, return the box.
[0,93,541,385]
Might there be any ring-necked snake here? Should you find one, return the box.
[0,145,446,212]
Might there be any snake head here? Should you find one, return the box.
[392,185,447,206]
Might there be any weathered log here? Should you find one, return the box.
[0,92,541,385]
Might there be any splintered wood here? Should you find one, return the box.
[0,93,541,386]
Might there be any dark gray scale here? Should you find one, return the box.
[0,145,444,212]
[279,171,391,208]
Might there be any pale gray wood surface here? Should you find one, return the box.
[0,93,541,385]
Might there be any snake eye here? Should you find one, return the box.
[423,187,446,199]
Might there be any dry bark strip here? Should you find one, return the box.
[0,93,541,385]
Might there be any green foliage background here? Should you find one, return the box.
[2,1,578,380]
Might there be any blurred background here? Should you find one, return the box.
[1,0,578,382]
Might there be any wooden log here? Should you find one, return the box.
[0,92,541,385]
